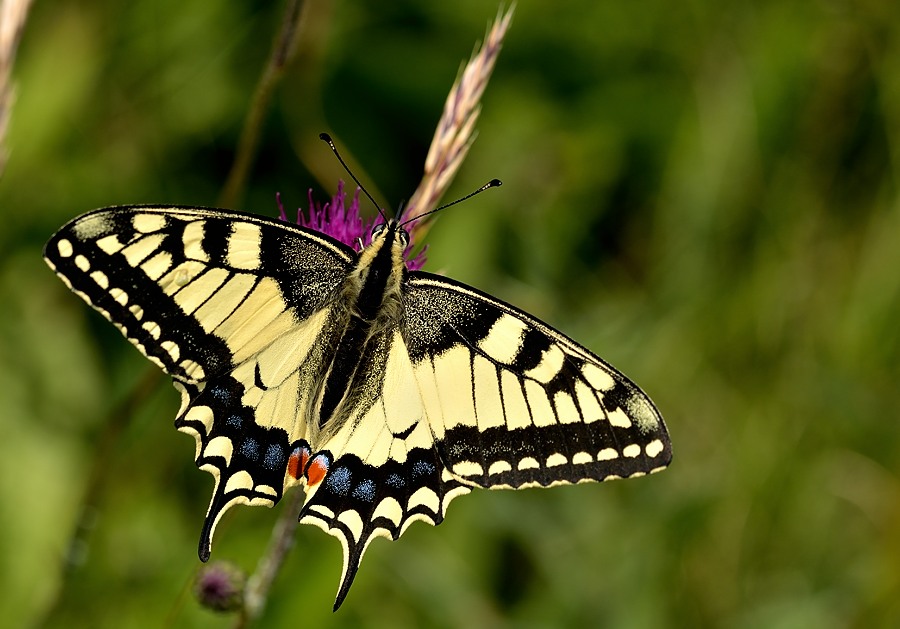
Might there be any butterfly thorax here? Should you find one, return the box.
[305,221,409,445]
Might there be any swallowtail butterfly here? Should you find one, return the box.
[44,200,671,609]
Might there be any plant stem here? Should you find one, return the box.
[233,488,307,628]
[217,0,309,209]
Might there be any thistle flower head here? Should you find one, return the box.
[277,7,511,271]
[278,181,428,271]
[194,561,246,613]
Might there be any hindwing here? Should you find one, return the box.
[295,329,471,609]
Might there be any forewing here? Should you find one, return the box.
[43,206,355,557]
[403,272,672,488]
[44,206,353,382]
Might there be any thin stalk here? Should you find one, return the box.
[217,0,308,209]
[0,0,35,176]
[233,488,307,628]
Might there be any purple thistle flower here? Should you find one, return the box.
[277,181,427,271]
[194,561,246,613]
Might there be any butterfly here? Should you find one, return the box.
[43,200,671,609]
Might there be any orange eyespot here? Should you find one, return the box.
[306,453,330,487]
[287,445,311,480]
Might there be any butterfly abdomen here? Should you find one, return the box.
[318,317,373,427]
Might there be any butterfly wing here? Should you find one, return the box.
[404,272,672,488]
[43,206,356,557]
[294,271,671,610]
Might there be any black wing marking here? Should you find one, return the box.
[403,272,672,489]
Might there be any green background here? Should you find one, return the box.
[2,1,899,627]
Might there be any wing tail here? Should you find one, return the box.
[297,448,469,610]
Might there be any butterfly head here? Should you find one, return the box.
[371,219,409,250]
[365,218,419,271]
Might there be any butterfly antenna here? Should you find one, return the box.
[319,133,387,222]
[399,179,502,227]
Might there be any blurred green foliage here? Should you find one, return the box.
[2,0,899,627]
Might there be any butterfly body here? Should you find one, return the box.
[44,206,671,609]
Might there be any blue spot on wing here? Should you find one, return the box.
[241,437,259,460]
[352,479,376,502]
[327,467,352,496]
[264,443,285,470]
[412,460,435,478]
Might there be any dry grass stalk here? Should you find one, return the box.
[0,0,33,175]
[404,5,513,234]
